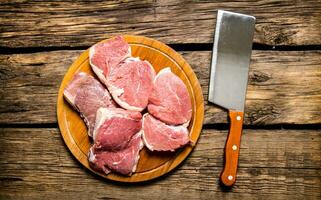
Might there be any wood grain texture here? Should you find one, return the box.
[0,0,321,48]
[56,35,204,182]
[0,128,320,199]
[1,50,320,125]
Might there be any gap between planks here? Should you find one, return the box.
[1,43,321,55]
[1,123,320,130]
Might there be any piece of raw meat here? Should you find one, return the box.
[63,72,115,137]
[89,36,131,85]
[148,67,192,126]
[106,58,156,111]
[89,36,155,111]
[88,132,144,175]
[142,114,190,152]
[93,107,142,151]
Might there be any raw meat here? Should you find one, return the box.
[93,107,142,151]
[142,114,190,151]
[89,36,131,85]
[63,72,115,137]
[148,67,192,126]
[89,36,155,111]
[89,132,144,175]
[107,58,156,111]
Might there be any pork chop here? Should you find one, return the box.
[89,36,131,85]
[142,114,190,152]
[63,72,115,137]
[148,67,192,125]
[89,36,155,111]
[89,132,144,175]
[107,58,156,111]
[93,107,142,151]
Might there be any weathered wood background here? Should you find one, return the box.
[1,0,321,47]
[0,1,320,199]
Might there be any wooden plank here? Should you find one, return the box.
[0,128,320,199]
[0,0,321,48]
[1,50,320,125]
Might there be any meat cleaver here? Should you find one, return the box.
[208,10,255,186]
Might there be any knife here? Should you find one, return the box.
[208,10,255,186]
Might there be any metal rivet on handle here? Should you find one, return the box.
[228,175,233,181]
[236,116,241,121]
[232,145,237,151]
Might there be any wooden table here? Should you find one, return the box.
[1,1,320,199]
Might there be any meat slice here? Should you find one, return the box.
[142,114,190,152]
[63,72,115,137]
[93,107,142,151]
[89,36,131,85]
[88,132,144,175]
[89,36,155,111]
[148,67,192,126]
[107,58,156,111]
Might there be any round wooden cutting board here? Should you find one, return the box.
[57,35,204,182]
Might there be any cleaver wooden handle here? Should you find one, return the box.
[220,110,244,186]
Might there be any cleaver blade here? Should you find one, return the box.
[208,10,255,112]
